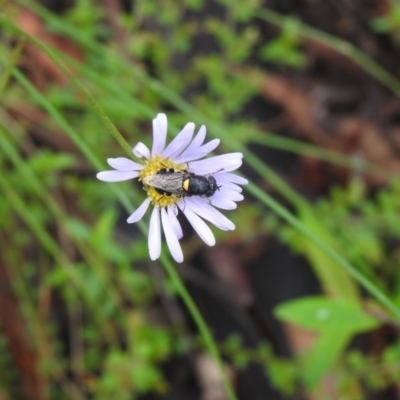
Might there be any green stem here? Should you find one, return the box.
[0,179,98,379]
[248,132,393,181]
[0,37,25,98]
[0,159,119,344]
[0,172,63,259]
[0,123,126,315]
[0,15,133,158]
[160,255,237,400]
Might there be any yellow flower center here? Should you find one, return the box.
[138,155,186,208]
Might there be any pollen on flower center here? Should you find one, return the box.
[138,154,187,208]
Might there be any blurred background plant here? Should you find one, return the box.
[1,0,400,399]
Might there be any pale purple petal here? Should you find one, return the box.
[167,205,183,240]
[218,188,244,202]
[190,159,242,175]
[208,152,243,161]
[185,198,235,230]
[217,181,243,193]
[161,208,184,263]
[189,153,243,174]
[96,170,139,182]
[179,205,216,246]
[127,198,151,223]
[209,195,237,210]
[162,122,195,159]
[133,142,151,159]
[184,125,206,152]
[107,157,143,171]
[174,139,220,164]
[173,125,208,163]
[216,172,248,185]
[149,208,161,260]
[152,113,167,156]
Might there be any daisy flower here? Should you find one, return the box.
[97,113,247,263]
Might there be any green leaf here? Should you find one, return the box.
[302,330,351,387]
[276,296,380,387]
[275,296,380,333]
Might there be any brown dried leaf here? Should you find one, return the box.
[18,7,83,89]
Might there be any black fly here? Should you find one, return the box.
[143,168,219,198]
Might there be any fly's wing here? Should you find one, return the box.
[143,172,185,195]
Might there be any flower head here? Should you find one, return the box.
[97,113,247,263]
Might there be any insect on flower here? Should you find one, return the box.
[143,168,219,198]
[96,113,247,263]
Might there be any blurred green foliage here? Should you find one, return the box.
[260,17,306,68]
[280,179,400,304]
[0,0,400,399]
[371,0,400,43]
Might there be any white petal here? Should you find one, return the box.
[96,170,139,182]
[133,142,151,159]
[127,198,151,223]
[188,125,207,150]
[217,181,243,193]
[189,153,243,174]
[209,196,237,210]
[218,188,244,202]
[107,157,143,171]
[173,125,207,160]
[161,208,184,263]
[190,159,243,175]
[179,206,215,246]
[174,139,220,164]
[152,113,167,156]
[186,198,235,230]
[162,122,195,159]
[217,172,248,185]
[209,152,243,161]
[148,208,161,260]
[167,206,183,239]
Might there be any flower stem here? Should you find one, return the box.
[160,255,238,400]
[0,15,133,158]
